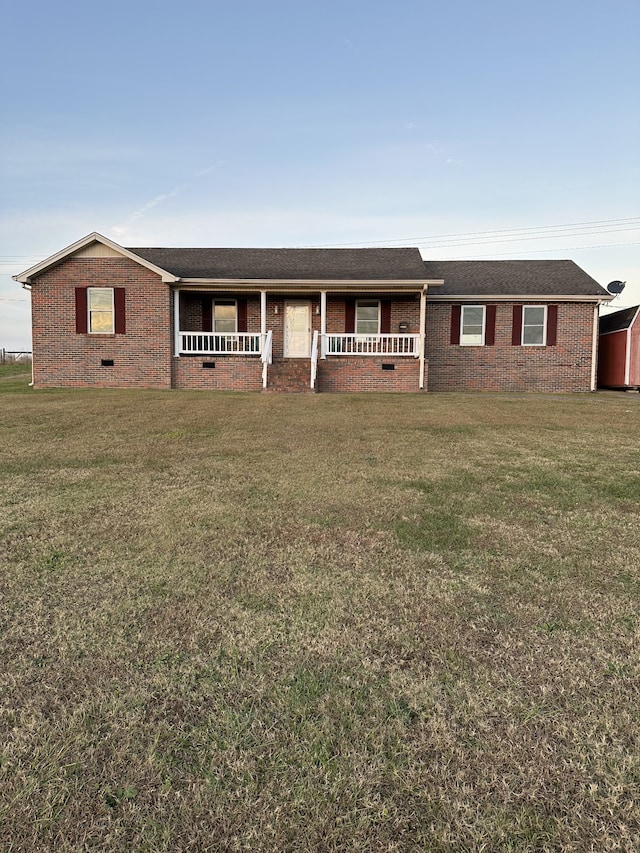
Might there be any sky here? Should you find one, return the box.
[1,0,639,349]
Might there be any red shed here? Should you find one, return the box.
[598,305,640,389]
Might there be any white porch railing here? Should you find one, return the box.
[310,330,319,389]
[178,332,262,355]
[261,330,273,389]
[324,334,420,357]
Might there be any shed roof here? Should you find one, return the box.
[423,260,609,300]
[599,305,640,334]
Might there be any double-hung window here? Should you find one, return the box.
[521,305,546,345]
[460,305,485,346]
[87,287,115,333]
[213,300,237,333]
[355,301,380,335]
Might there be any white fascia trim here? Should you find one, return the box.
[13,232,180,284]
[426,294,613,303]
[176,278,437,293]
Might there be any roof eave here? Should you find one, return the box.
[13,232,180,284]
[175,278,442,293]
[426,293,613,303]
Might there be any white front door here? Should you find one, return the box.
[284,301,311,357]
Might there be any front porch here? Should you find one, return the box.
[172,288,428,392]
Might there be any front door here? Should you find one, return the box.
[284,301,311,357]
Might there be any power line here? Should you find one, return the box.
[426,240,640,259]
[303,216,640,248]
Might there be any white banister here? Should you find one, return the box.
[323,334,419,356]
[310,330,319,389]
[178,332,262,355]
[261,330,273,389]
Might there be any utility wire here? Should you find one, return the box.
[304,216,640,248]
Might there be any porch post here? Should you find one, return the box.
[173,289,180,356]
[418,287,427,389]
[320,290,327,358]
[261,289,267,347]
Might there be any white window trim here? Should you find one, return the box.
[460,304,486,346]
[355,300,380,335]
[87,287,115,334]
[521,304,547,346]
[212,299,238,333]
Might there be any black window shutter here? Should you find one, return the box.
[450,305,461,344]
[485,305,496,346]
[547,305,558,346]
[114,288,126,334]
[512,305,523,346]
[345,300,355,333]
[202,297,212,332]
[237,299,248,333]
[381,300,391,334]
[75,287,88,334]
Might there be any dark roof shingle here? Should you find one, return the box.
[599,305,640,334]
[128,247,428,281]
[423,260,608,298]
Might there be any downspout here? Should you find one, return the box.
[625,326,632,387]
[418,287,427,389]
[22,282,34,386]
[591,303,599,391]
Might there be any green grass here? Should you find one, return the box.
[1,387,639,851]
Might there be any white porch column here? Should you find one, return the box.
[320,290,327,358]
[261,290,267,347]
[418,288,427,389]
[173,289,180,356]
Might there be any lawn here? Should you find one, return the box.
[1,380,639,851]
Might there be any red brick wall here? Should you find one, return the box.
[172,356,263,390]
[31,257,173,389]
[425,301,596,392]
[317,357,423,392]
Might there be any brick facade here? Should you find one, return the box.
[31,257,173,389]
[317,356,423,392]
[27,253,599,393]
[425,301,596,392]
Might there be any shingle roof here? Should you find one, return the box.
[599,305,640,334]
[128,247,428,281]
[423,260,608,298]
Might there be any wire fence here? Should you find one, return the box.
[1,349,32,364]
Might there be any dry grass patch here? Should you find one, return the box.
[1,389,639,851]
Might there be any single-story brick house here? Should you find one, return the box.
[597,305,640,390]
[14,232,612,392]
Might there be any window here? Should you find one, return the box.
[88,287,114,333]
[460,305,485,346]
[355,301,380,335]
[522,305,546,345]
[213,300,237,333]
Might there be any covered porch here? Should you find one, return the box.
[172,284,434,391]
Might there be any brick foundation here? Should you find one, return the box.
[172,356,264,391]
[316,357,424,392]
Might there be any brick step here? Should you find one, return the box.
[264,359,315,392]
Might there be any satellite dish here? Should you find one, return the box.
[607,280,626,294]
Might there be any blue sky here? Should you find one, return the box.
[2,0,639,348]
